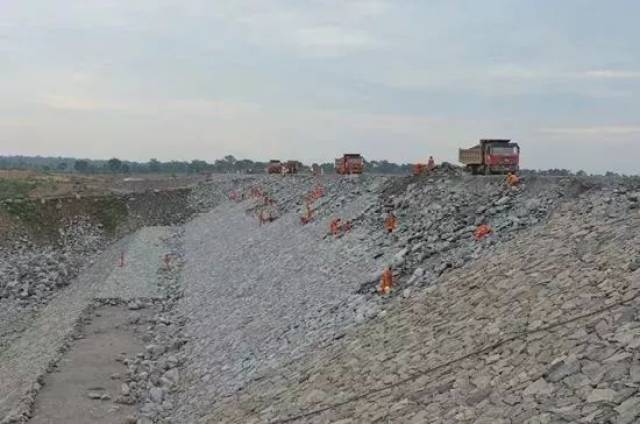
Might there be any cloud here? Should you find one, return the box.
[539,126,640,135]
[37,95,123,112]
[581,70,640,79]
[370,63,640,99]
[490,67,640,81]
[0,117,32,128]
[36,93,263,120]
[208,0,386,57]
[347,0,389,16]
[292,26,379,56]
[161,99,263,119]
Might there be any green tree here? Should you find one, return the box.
[74,160,89,173]
[189,160,208,174]
[107,157,122,173]
[148,159,161,173]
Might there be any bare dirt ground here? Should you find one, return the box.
[30,305,153,424]
[0,171,205,201]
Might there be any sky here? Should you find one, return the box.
[0,0,639,173]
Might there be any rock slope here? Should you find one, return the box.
[156,173,591,423]
[202,179,640,423]
[4,172,638,424]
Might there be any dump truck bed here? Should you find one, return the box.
[459,146,483,165]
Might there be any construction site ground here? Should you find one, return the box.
[2,171,640,423]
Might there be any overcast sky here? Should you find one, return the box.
[1,0,639,172]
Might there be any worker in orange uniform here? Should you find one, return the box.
[300,201,314,224]
[342,220,352,233]
[379,267,393,295]
[474,224,492,240]
[384,212,398,233]
[259,208,270,225]
[506,172,520,188]
[427,156,436,171]
[329,218,342,236]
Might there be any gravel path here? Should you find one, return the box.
[98,227,171,301]
[0,236,131,423]
[0,226,171,423]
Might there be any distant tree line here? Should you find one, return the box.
[0,155,270,175]
[2,155,626,176]
[0,155,417,175]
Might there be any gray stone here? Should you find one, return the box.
[587,388,617,403]
[149,387,165,403]
[615,396,640,424]
[87,391,103,400]
[545,356,580,382]
[523,378,555,396]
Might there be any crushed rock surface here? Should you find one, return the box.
[201,181,640,423]
[4,172,640,424]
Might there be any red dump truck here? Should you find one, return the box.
[284,160,301,174]
[267,160,302,174]
[335,154,364,175]
[459,139,520,175]
[266,160,282,174]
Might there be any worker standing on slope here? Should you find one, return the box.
[379,267,393,294]
[506,172,520,189]
[330,218,342,237]
[384,212,398,233]
[427,156,436,171]
[474,224,492,240]
[300,201,314,224]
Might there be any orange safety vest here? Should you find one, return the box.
[330,218,342,236]
[379,268,393,294]
[300,202,314,224]
[474,224,492,240]
[384,215,398,233]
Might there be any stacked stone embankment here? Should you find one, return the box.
[201,178,640,424]
[4,171,639,424]
[145,173,587,423]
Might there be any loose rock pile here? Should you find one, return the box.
[0,216,105,302]
[355,175,574,291]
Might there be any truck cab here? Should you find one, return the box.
[336,154,364,175]
[481,139,520,174]
[266,160,282,174]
